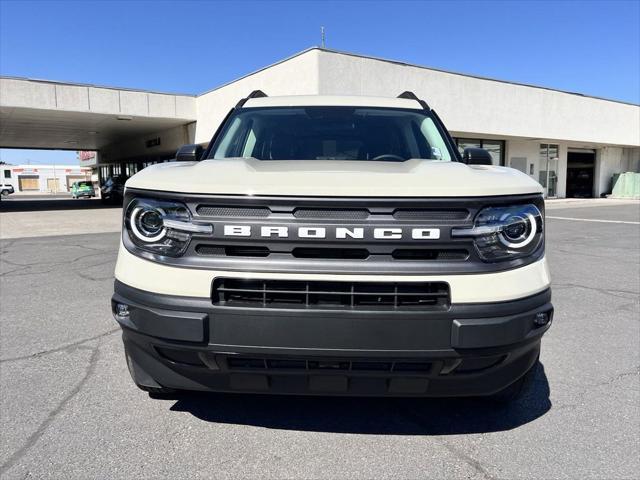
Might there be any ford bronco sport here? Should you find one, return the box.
[112,91,553,402]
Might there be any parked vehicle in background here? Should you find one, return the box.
[112,91,553,403]
[0,182,15,198]
[71,180,95,199]
[101,176,127,204]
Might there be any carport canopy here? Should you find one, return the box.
[0,76,196,152]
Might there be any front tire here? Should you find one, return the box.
[0,190,8,197]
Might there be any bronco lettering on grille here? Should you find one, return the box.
[221,225,441,240]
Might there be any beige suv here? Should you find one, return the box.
[112,91,553,402]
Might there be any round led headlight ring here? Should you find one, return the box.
[498,212,538,249]
[130,206,166,242]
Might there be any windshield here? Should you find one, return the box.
[209,107,453,161]
[78,181,92,188]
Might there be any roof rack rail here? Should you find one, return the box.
[235,90,268,108]
[397,91,430,110]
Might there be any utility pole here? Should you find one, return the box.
[321,26,326,48]
[52,162,57,194]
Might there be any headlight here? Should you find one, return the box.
[452,203,543,261]
[124,198,212,257]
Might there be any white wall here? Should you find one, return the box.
[622,148,640,173]
[316,50,640,148]
[503,140,570,197]
[0,77,196,119]
[595,147,627,196]
[5,165,89,192]
[506,139,541,181]
[194,51,320,144]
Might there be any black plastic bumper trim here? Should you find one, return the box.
[113,280,552,353]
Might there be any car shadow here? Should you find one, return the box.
[166,362,551,435]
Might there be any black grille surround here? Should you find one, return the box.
[123,189,545,275]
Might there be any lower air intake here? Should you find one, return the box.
[212,279,450,310]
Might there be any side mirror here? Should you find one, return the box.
[176,144,204,162]
[462,147,493,165]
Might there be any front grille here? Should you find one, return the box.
[212,279,450,310]
[196,245,270,257]
[291,247,370,259]
[141,192,545,275]
[196,244,468,261]
[293,208,370,220]
[391,249,469,260]
[226,356,433,373]
[393,208,470,221]
[196,205,470,221]
[153,349,505,377]
[196,205,270,217]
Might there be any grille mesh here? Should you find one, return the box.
[226,357,433,373]
[196,206,270,217]
[212,279,450,310]
[393,209,469,220]
[196,245,269,257]
[195,245,468,261]
[293,208,370,220]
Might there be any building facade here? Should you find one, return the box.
[1,164,91,193]
[1,48,638,198]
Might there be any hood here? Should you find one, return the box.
[126,158,543,197]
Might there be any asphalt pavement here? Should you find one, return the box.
[0,202,638,479]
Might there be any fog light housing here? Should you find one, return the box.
[116,303,130,319]
[534,311,550,326]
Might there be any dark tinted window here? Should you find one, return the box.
[210,107,452,161]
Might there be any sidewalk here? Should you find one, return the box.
[9,191,72,199]
[545,198,640,209]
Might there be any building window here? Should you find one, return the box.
[454,138,505,166]
[125,163,138,177]
[4,170,11,179]
[539,144,559,198]
[112,164,121,176]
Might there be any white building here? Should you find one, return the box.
[1,48,639,198]
[1,164,91,193]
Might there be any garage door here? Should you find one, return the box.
[18,176,39,191]
[46,178,60,193]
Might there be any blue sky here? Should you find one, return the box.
[1,0,638,165]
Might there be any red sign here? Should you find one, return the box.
[79,151,96,161]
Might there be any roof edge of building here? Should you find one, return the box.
[0,75,196,97]
[312,47,640,107]
[3,47,638,107]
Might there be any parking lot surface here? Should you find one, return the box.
[0,197,121,239]
[1,201,638,479]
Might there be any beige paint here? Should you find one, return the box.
[115,243,551,304]
[126,157,544,197]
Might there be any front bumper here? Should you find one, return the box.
[112,280,553,397]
